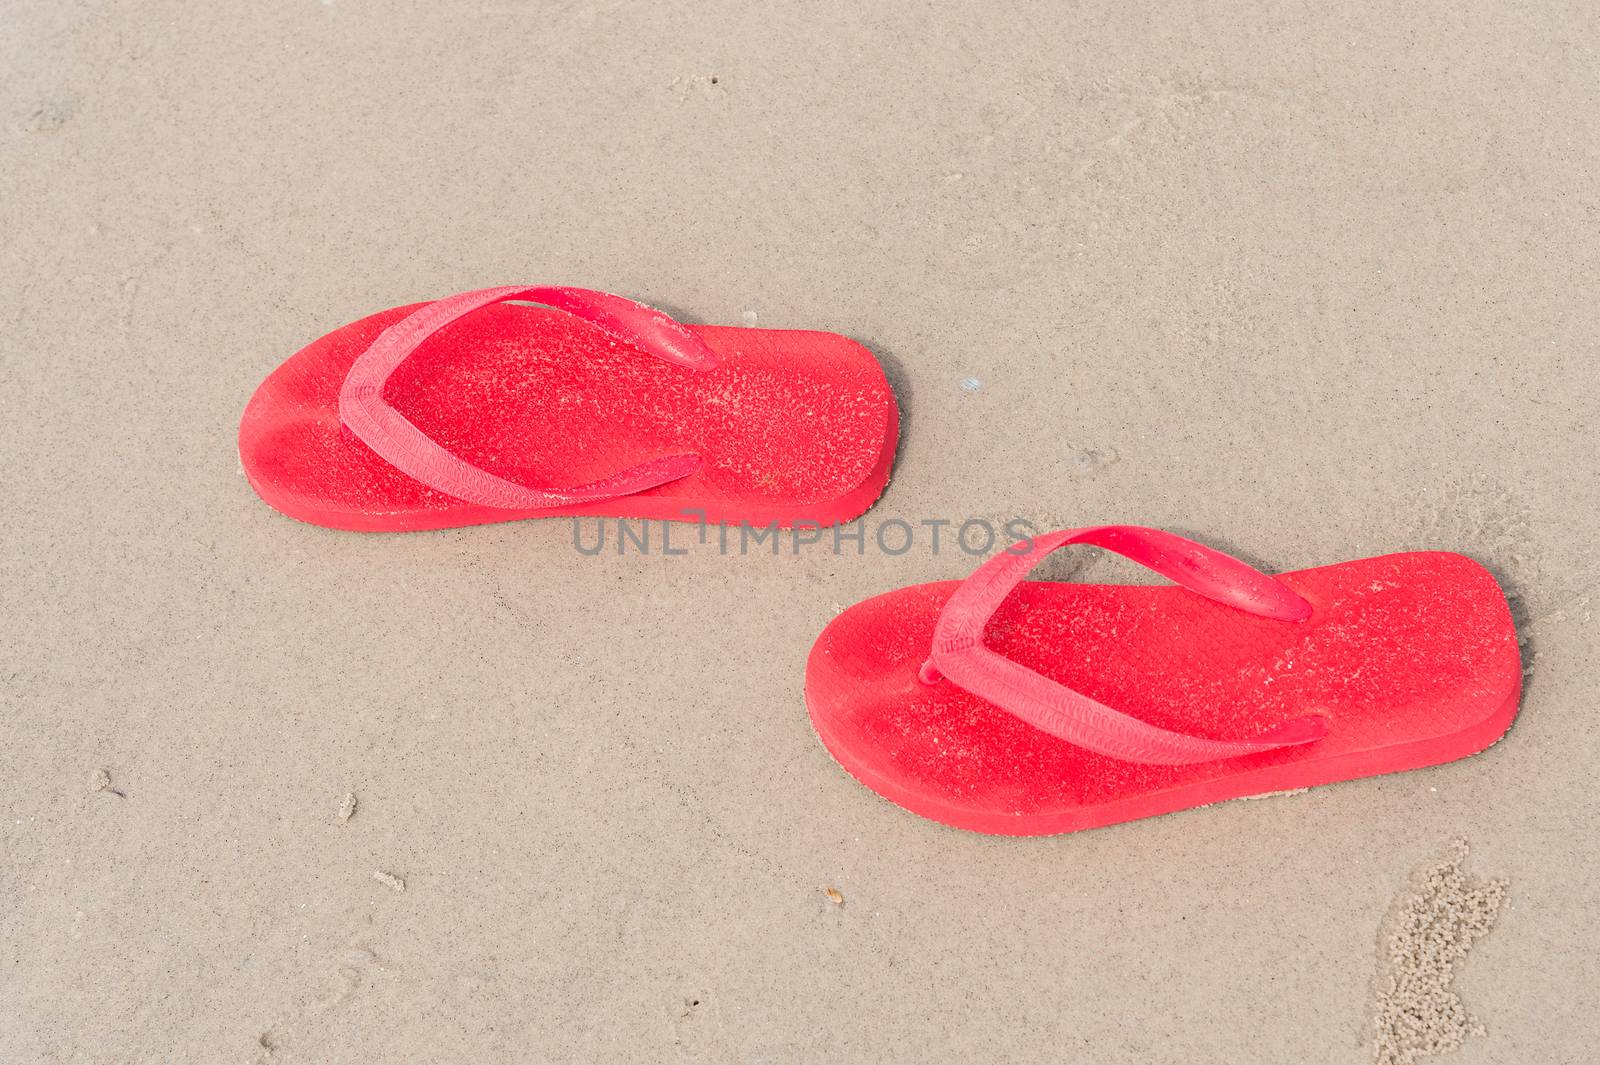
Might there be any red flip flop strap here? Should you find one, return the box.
[923,526,1328,765]
[338,286,717,509]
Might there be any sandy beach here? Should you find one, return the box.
[3,2,1597,1062]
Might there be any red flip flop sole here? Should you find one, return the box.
[240,302,898,531]
[806,551,1521,835]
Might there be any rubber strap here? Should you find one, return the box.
[920,526,1328,765]
[339,286,718,509]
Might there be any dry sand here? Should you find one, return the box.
[3,2,1597,1062]
[1371,840,1507,1065]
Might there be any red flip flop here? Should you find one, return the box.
[806,526,1522,835]
[239,286,898,531]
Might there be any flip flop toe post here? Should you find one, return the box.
[805,526,1522,835]
[240,286,899,531]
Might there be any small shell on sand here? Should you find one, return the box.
[337,793,357,822]
[90,768,124,797]
[824,886,844,906]
[373,870,405,893]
